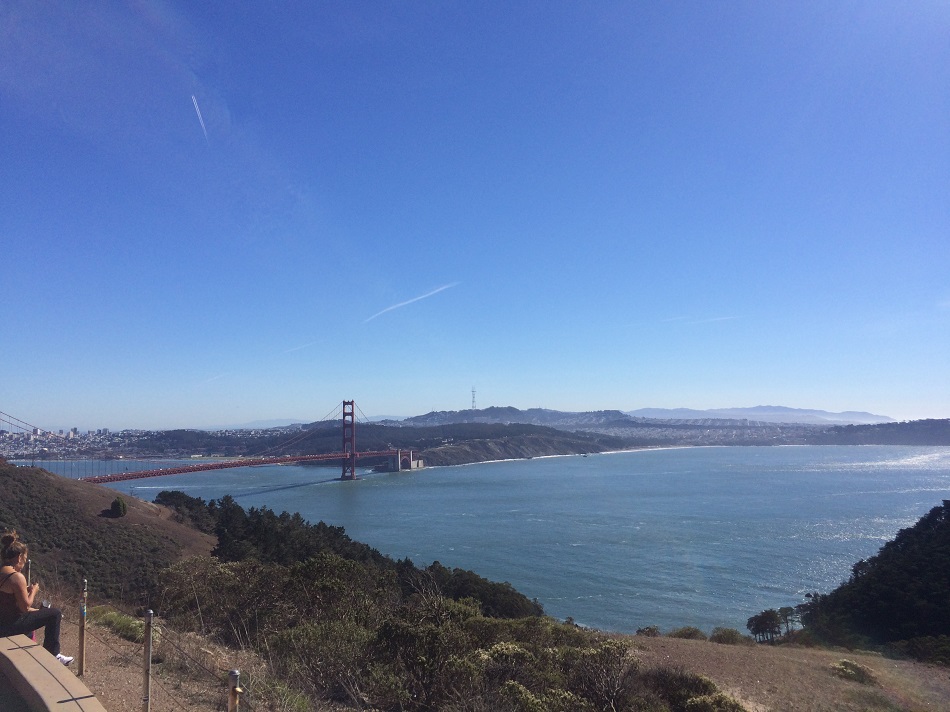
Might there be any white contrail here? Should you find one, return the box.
[191,95,209,143]
[282,341,318,354]
[199,371,231,385]
[364,282,460,323]
[691,316,740,324]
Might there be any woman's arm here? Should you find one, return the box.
[8,573,37,613]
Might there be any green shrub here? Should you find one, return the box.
[888,635,950,665]
[637,625,661,637]
[831,659,878,685]
[783,628,819,647]
[88,605,154,644]
[668,626,707,641]
[565,639,638,710]
[110,496,127,517]
[639,667,718,712]
[708,628,752,646]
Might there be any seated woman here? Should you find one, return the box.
[0,531,72,665]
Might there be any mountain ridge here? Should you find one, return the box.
[625,406,893,425]
[392,405,892,429]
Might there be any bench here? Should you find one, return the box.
[0,635,106,711]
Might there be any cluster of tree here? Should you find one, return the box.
[795,500,950,662]
[155,491,543,619]
[745,607,797,643]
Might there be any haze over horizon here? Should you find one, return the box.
[3,2,948,430]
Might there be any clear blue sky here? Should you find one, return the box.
[2,2,948,430]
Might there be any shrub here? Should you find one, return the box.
[708,628,751,646]
[639,667,717,711]
[88,605,154,644]
[685,692,749,711]
[783,628,819,647]
[110,496,127,517]
[668,627,707,641]
[830,659,878,685]
[565,639,638,710]
[888,635,950,665]
[636,625,661,637]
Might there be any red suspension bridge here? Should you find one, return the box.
[1,401,421,484]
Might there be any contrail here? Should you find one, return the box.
[690,316,740,324]
[191,95,209,143]
[364,282,460,323]
[282,341,318,354]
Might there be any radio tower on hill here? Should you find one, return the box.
[471,386,476,411]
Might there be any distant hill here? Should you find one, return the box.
[806,419,950,446]
[626,406,893,425]
[198,418,307,430]
[397,405,894,428]
[396,406,631,430]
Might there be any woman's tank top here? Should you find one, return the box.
[0,572,22,626]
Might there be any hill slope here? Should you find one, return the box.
[801,498,950,657]
[0,459,213,601]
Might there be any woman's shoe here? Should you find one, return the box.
[56,653,74,665]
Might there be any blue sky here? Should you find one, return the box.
[2,1,948,430]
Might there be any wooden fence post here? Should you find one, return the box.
[228,669,243,712]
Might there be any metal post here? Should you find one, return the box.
[228,669,243,712]
[142,610,153,712]
[78,579,87,676]
[26,560,35,642]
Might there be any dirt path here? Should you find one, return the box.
[58,615,225,712]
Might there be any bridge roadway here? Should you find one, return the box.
[78,450,400,484]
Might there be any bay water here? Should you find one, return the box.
[39,445,950,634]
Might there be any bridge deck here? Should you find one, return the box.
[79,450,401,484]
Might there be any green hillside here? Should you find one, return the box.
[800,499,950,662]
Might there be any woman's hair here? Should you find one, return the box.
[1,531,28,564]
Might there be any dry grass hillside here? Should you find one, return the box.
[631,635,950,712]
[0,462,214,600]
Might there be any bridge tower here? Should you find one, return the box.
[341,400,357,480]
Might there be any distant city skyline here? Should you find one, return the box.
[2,2,948,430]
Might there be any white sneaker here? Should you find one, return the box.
[56,654,74,665]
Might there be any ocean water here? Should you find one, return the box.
[36,446,950,634]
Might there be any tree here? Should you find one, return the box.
[746,609,782,643]
[778,606,797,635]
[110,496,127,518]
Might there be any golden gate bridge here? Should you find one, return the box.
[0,401,420,484]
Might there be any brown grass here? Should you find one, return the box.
[628,635,950,711]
